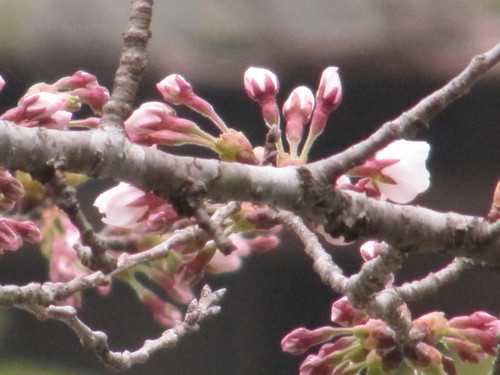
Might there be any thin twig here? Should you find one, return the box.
[193,205,235,255]
[310,42,500,180]
[43,168,117,273]
[20,285,225,372]
[99,0,154,131]
[395,257,474,302]
[278,210,348,293]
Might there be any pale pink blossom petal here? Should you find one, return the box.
[94,183,149,228]
[369,140,430,204]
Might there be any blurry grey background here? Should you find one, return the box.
[0,1,499,374]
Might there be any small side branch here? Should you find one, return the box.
[100,0,154,130]
[43,168,117,273]
[311,42,500,180]
[395,257,473,302]
[278,210,348,294]
[20,285,225,372]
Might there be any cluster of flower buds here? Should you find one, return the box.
[92,181,280,326]
[41,207,110,307]
[282,292,500,375]
[0,71,109,129]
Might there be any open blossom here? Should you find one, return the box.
[94,182,177,234]
[349,140,431,204]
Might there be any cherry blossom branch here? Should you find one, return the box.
[346,243,402,307]
[19,285,225,372]
[100,0,153,131]
[310,41,500,180]
[41,168,117,273]
[395,257,474,302]
[193,206,235,255]
[278,210,348,293]
[0,122,498,265]
[0,202,238,307]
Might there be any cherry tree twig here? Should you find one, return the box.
[0,202,239,306]
[278,210,348,293]
[395,257,474,302]
[41,168,117,273]
[19,285,225,372]
[310,42,500,181]
[100,0,154,131]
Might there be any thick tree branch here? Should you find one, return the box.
[0,122,498,265]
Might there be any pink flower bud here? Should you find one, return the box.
[244,67,280,126]
[448,311,500,356]
[244,67,279,102]
[330,296,369,327]
[157,74,194,105]
[157,74,229,132]
[0,75,5,93]
[37,110,73,130]
[283,86,315,156]
[309,67,342,137]
[54,71,109,114]
[282,326,340,355]
[316,67,342,111]
[359,240,381,262]
[0,168,24,211]
[54,70,98,90]
[125,102,212,147]
[23,92,69,120]
[0,218,42,252]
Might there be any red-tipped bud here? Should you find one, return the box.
[0,218,42,252]
[157,74,194,105]
[283,86,315,156]
[282,326,340,355]
[331,297,369,327]
[309,67,342,137]
[244,67,279,102]
[359,240,381,262]
[125,102,211,147]
[244,67,280,126]
[0,75,5,94]
[0,168,24,211]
